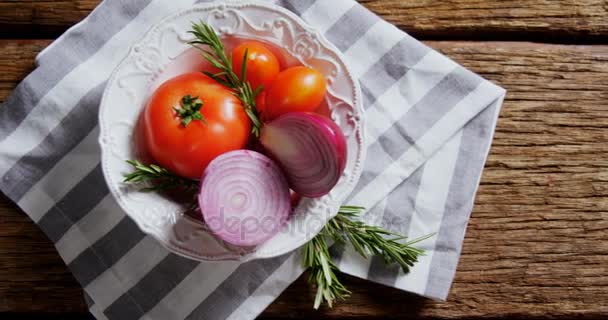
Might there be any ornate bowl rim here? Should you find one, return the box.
[99,0,366,261]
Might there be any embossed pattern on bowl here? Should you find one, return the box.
[99,1,366,261]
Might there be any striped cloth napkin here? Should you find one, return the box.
[0,0,506,319]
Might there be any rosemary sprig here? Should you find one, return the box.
[303,234,351,309]
[325,206,434,274]
[123,160,198,192]
[303,206,432,309]
[128,23,431,310]
[188,21,263,137]
[124,163,431,308]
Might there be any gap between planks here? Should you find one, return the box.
[0,40,606,318]
[1,0,608,44]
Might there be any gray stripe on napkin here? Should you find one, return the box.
[104,254,200,320]
[340,66,484,272]
[347,142,395,201]
[360,83,376,108]
[35,0,154,67]
[341,41,434,201]
[395,67,485,140]
[377,124,416,160]
[184,253,291,320]
[425,100,500,299]
[361,38,430,105]
[2,83,105,201]
[325,4,380,52]
[382,166,425,235]
[68,216,145,286]
[275,0,317,15]
[379,66,484,161]
[367,256,399,287]
[350,66,484,199]
[36,165,107,243]
[367,166,424,286]
[0,0,152,140]
[329,242,345,261]
[84,291,95,308]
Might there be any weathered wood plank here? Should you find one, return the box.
[0,39,49,101]
[0,1,97,38]
[0,1,97,25]
[0,193,88,313]
[360,0,608,41]
[1,1,608,40]
[0,40,607,318]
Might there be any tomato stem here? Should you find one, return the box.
[174,95,207,127]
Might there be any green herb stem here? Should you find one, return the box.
[123,160,198,192]
[174,95,206,127]
[188,21,262,137]
[303,206,432,308]
[303,235,351,309]
[126,23,431,311]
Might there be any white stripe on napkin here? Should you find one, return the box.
[344,22,405,78]
[141,261,241,320]
[301,0,355,33]
[223,253,304,320]
[366,51,458,142]
[89,303,110,320]
[352,80,502,211]
[84,236,170,310]
[56,195,124,263]
[393,129,463,294]
[0,0,196,177]
[18,127,100,222]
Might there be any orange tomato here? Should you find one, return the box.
[232,41,280,91]
[262,66,327,120]
[255,91,266,113]
[143,72,251,179]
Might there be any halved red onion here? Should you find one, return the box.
[259,112,347,198]
[198,150,291,247]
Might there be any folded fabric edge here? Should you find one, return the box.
[0,1,512,316]
[35,18,88,67]
[335,91,506,301]
[423,93,506,301]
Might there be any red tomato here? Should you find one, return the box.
[143,72,251,179]
[232,41,280,91]
[262,66,327,120]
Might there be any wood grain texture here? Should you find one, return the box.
[359,0,608,42]
[0,196,89,314]
[0,1,98,38]
[1,0,608,41]
[1,39,606,318]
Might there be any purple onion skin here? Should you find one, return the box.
[260,112,347,198]
[198,150,291,247]
[308,113,347,174]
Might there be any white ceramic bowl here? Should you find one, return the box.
[99,0,365,261]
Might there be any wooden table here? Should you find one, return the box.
[1,1,607,319]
